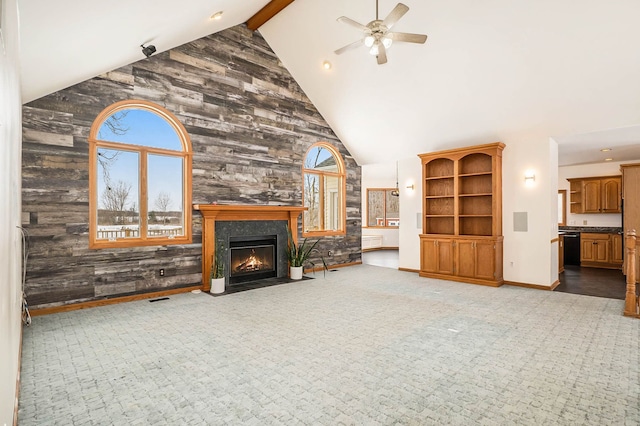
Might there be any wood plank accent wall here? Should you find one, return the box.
[21,25,362,309]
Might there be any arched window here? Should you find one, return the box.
[89,100,192,248]
[302,142,346,236]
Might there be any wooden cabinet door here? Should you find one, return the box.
[581,233,611,264]
[455,239,495,280]
[601,178,621,213]
[474,240,496,280]
[421,238,454,274]
[581,238,595,262]
[611,233,623,264]
[582,180,601,213]
[593,240,609,262]
[456,240,475,278]
[436,239,455,275]
[421,238,438,273]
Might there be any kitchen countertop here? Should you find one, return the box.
[559,226,622,234]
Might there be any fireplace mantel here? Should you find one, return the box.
[194,204,306,290]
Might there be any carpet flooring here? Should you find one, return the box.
[18,265,640,425]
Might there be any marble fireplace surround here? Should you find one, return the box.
[193,205,306,291]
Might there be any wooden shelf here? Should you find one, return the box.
[425,175,454,180]
[418,142,504,286]
[459,172,492,178]
[459,193,492,197]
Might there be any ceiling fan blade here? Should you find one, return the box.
[337,16,368,32]
[377,43,388,65]
[334,39,364,55]
[382,3,409,30]
[388,32,428,44]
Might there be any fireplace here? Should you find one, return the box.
[193,205,305,290]
[229,235,278,285]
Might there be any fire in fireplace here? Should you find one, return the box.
[229,235,277,284]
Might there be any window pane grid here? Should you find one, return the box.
[90,101,191,248]
[302,143,345,235]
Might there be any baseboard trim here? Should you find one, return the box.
[419,272,503,287]
[305,261,362,273]
[398,267,419,273]
[362,246,399,253]
[504,280,560,291]
[30,285,202,317]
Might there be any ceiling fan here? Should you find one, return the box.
[334,1,427,65]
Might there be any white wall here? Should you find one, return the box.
[398,157,422,270]
[0,0,24,423]
[502,137,556,286]
[361,162,399,247]
[549,139,559,284]
[558,160,639,228]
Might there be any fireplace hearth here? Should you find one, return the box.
[229,235,277,284]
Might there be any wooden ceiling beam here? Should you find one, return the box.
[246,0,295,31]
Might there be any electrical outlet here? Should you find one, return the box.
[159,268,165,277]
[583,220,588,225]
[328,250,333,257]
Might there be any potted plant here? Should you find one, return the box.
[210,240,226,294]
[286,229,327,280]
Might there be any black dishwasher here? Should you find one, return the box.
[563,232,581,265]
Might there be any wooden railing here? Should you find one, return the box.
[624,230,639,318]
[97,227,182,240]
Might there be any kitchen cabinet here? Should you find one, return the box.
[580,232,622,269]
[568,176,621,214]
[419,142,504,286]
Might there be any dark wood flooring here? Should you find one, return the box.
[556,265,627,300]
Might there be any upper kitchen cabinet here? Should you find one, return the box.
[568,176,621,214]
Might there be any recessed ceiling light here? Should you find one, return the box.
[322,60,332,70]
[604,158,613,161]
[210,11,223,20]
[600,148,612,152]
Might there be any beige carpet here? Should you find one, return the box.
[18,265,640,425]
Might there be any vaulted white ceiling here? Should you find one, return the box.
[19,0,640,166]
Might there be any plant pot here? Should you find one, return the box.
[210,277,225,294]
[290,266,303,280]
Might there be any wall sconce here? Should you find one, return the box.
[406,184,415,190]
[524,170,536,186]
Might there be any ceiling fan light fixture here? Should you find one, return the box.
[364,35,375,47]
[334,2,427,65]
